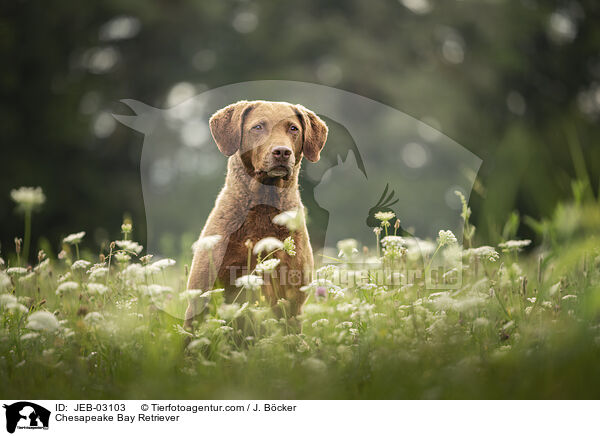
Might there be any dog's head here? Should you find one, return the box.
[209,100,328,182]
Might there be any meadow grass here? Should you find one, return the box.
[1,191,600,399]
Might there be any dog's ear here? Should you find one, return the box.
[209,100,253,156]
[296,105,328,162]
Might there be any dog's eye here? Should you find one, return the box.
[252,124,263,131]
[289,125,299,132]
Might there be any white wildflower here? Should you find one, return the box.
[525,306,534,316]
[56,281,79,296]
[140,284,172,297]
[235,274,264,290]
[374,211,395,222]
[192,235,222,252]
[315,264,339,280]
[179,289,204,300]
[498,239,532,252]
[113,252,130,263]
[255,258,280,273]
[7,267,28,276]
[437,230,457,246]
[84,312,105,325]
[87,283,109,295]
[115,240,143,254]
[562,294,577,300]
[273,209,304,231]
[71,259,91,271]
[0,272,10,291]
[88,266,109,281]
[187,338,211,351]
[121,263,145,281]
[4,300,28,313]
[26,311,59,332]
[63,231,85,245]
[381,236,407,259]
[283,236,296,256]
[253,237,284,254]
[0,294,17,308]
[464,246,500,262]
[21,332,40,341]
[10,186,46,212]
[148,258,176,271]
[217,325,234,334]
[121,223,132,234]
[311,318,330,328]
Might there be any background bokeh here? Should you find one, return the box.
[1,0,599,261]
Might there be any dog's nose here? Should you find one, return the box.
[271,146,292,161]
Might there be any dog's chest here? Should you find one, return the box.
[236,204,290,243]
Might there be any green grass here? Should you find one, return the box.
[1,197,600,399]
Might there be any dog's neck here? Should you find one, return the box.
[225,153,302,211]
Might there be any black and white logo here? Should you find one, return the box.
[3,402,50,434]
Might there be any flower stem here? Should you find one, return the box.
[424,243,442,280]
[23,210,31,266]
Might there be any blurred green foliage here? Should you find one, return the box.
[1,0,600,261]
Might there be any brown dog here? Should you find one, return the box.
[184,100,328,331]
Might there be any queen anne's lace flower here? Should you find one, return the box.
[381,236,407,259]
[192,235,222,252]
[88,266,109,281]
[115,240,143,254]
[26,311,59,332]
[273,209,304,231]
[374,211,395,222]
[7,267,28,276]
[56,281,79,295]
[235,275,264,290]
[464,246,500,262]
[87,283,109,295]
[283,236,296,256]
[437,230,457,246]
[10,187,46,212]
[63,231,85,245]
[255,258,280,273]
[71,260,91,271]
[253,237,284,255]
[315,264,339,280]
[84,312,105,325]
[148,258,176,271]
[498,239,532,252]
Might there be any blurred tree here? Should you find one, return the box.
[1,0,599,262]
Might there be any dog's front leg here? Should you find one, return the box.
[184,237,229,331]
